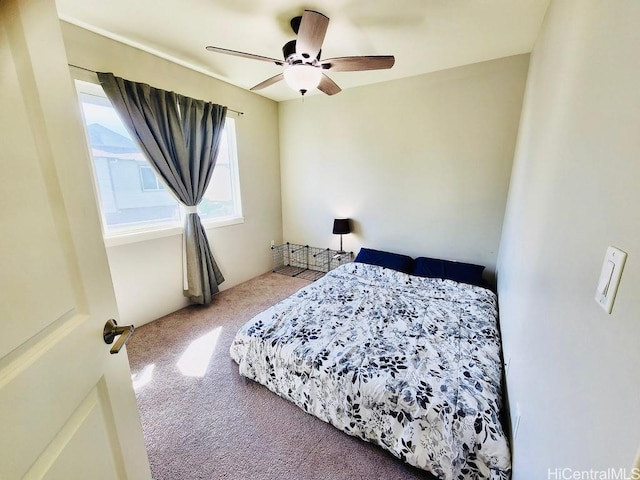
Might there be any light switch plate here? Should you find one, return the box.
[595,246,627,314]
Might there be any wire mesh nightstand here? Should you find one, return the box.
[271,242,353,281]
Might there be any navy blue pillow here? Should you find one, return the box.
[411,256,486,287]
[354,248,413,273]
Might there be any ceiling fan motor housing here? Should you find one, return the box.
[282,40,321,66]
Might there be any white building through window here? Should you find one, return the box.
[75,80,242,239]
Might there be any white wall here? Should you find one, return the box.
[497,1,640,476]
[278,55,529,280]
[61,22,284,326]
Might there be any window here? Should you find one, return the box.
[198,117,240,221]
[139,165,164,191]
[75,80,242,240]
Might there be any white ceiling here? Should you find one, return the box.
[56,0,550,102]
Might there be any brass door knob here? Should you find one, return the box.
[103,319,135,354]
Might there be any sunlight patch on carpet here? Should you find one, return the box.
[132,363,155,390]
[177,327,222,377]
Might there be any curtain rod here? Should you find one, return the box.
[68,63,245,116]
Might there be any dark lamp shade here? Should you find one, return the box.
[332,218,351,235]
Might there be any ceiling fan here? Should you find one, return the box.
[206,10,395,97]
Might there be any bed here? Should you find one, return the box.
[230,253,510,479]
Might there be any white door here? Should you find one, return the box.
[0,0,152,478]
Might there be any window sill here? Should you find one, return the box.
[202,216,245,230]
[104,216,244,248]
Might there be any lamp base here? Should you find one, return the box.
[338,234,344,255]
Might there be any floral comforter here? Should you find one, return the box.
[230,263,510,479]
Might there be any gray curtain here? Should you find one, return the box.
[98,72,226,305]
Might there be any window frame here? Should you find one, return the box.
[74,78,244,247]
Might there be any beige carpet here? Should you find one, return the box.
[127,272,436,480]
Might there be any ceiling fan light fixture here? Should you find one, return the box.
[283,64,322,96]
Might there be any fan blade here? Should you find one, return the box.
[296,10,329,60]
[250,73,284,91]
[317,74,341,96]
[206,46,283,65]
[321,56,395,72]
